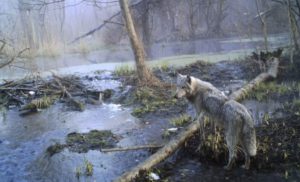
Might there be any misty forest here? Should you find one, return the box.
[0,0,300,181]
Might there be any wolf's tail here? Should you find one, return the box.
[243,111,257,156]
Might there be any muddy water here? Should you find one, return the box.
[0,74,151,182]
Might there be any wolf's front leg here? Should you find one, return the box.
[196,112,205,123]
[196,112,206,152]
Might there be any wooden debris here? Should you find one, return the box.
[0,73,110,113]
[53,75,85,111]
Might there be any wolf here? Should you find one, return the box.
[174,74,257,170]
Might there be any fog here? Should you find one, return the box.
[0,0,293,75]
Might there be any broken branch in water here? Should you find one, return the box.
[101,144,163,153]
[53,74,85,111]
[114,57,280,182]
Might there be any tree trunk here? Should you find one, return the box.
[255,0,268,51]
[287,0,299,51]
[118,0,158,85]
[114,57,280,182]
[213,0,225,37]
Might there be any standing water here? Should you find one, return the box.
[0,72,149,182]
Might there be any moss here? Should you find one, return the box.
[131,87,178,117]
[46,143,65,156]
[102,89,114,99]
[66,130,117,153]
[292,99,300,110]
[246,81,292,101]
[170,114,191,127]
[74,101,85,111]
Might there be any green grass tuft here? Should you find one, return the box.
[131,87,177,117]
[247,81,291,101]
[114,64,135,76]
[84,159,93,176]
[170,114,191,126]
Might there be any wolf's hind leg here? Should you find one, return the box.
[224,129,238,170]
[240,142,250,170]
[241,127,257,169]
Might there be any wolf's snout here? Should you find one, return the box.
[173,94,178,99]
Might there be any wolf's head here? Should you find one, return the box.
[174,73,192,99]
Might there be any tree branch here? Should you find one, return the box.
[0,48,29,69]
[68,0,147,44]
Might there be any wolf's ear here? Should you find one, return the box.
[187,75,191,84]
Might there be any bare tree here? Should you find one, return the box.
[212,0,226,37]
[203,0,227,37]
[118,0,159,85]
[255,0,269,51]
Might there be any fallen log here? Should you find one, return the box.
[114,122,200,182]
[101,144,163,153]
[229,57,279,101]
[114,57,280,182]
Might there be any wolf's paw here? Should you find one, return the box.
[241,165,250,170]
[195,145,201,153]
[223,165,233,171]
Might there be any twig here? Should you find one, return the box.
[0,39,6,52]
[104,20,124,26]
[101,144,163,152]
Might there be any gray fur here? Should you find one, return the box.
[175,74,257,170]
